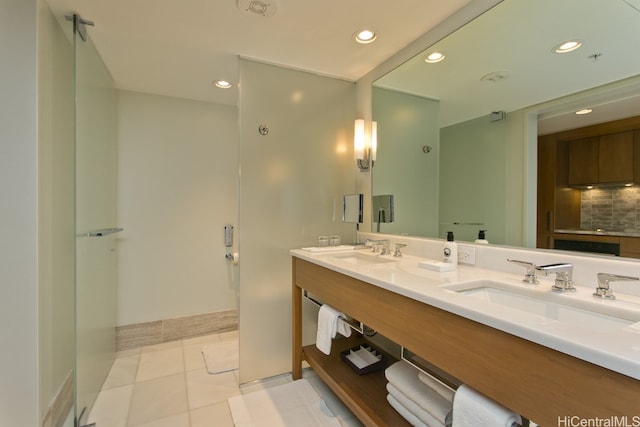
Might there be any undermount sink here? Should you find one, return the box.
[442,280,640,333]
[331,252,397,265]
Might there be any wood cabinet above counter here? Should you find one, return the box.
[568,131,635,186]
[537,115,640,251]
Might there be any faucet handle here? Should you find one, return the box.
[594,273,640,300]
[393,243,407,257]
[507,259,539,284]
[535,263,574,292]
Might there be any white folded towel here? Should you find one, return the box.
[385,361,452,424]
[387,383,446,427]
[418,371,455,402]
[386,394,429,427]
[452,384,521,427]
[315,304,351,355]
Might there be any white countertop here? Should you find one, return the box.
[291,248,640,380]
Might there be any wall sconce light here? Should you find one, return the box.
[354,119,377,171]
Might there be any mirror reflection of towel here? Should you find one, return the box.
[316,304,351,355]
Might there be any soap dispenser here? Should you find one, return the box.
[475,230,489,244]
[443,231,458,265]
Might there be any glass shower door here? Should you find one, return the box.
[73,15,118,425]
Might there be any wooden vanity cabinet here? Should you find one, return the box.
[292,256,640,427]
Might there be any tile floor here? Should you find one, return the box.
[88,331,362,427]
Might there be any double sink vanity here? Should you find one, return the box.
[291,237,640,426]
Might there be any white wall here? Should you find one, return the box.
[239,59,357,383]
[116,90,239,326]
[0,0,39,424]
[439,111,526,246]
[372,87,440,236]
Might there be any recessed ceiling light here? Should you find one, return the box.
[553,39,582,53]
[354,29,377,44]
[575,108,592,115]
[237,0,278,17]
[214,80,232,89]
[424,52,445,63]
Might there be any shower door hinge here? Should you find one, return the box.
[65,14,95,42]
[75,406,96,427]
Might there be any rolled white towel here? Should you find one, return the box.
[387,383,447,427]
[387,394,429,427]
[385,361,452,423]
[452,384,521,427]
[418,371,455,402]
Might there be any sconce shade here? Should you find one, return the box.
[371,121,377,162]
[354,119,377,170]
[354,119,365,161]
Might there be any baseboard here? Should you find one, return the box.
[41,369,73,427]
[116,308,238,352]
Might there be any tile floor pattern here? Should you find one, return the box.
[88,331,362,426]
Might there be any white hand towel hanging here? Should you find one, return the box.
[316,304,351,355]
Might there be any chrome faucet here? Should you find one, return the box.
[507,259,539,284]
[535,263,575,292]
[594,273,639,300]
[393,243,407,257]
[366,239,390,255]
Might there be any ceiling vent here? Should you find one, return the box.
[480,71,510,83]
[237,0,278,17]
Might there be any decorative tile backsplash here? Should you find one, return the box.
[581,186,640,232]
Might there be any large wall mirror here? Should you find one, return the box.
[372,0,640,249]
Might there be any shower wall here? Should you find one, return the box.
[2,0,74,424]
[37,1,75,423]
[1,1,39,424]
[238,59,357,383]
[116,90,239,326]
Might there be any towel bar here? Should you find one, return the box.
[401,346,458,393]
[303,289,364,334]
[402,347,530,427]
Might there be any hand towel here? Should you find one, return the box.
[386,394,429,427]
[452,384,521,427]
[418,371,455,402]
[315,304,350,355]
[335,317,352,339]
[385,361,452,424]
[387,383,446,427]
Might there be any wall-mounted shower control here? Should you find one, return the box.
[224,225,234,247]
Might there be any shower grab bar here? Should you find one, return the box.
[302,289,364,334]
[86,227,124,237]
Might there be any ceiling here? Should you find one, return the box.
[45,0,473,106]
[374,0,640,132]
